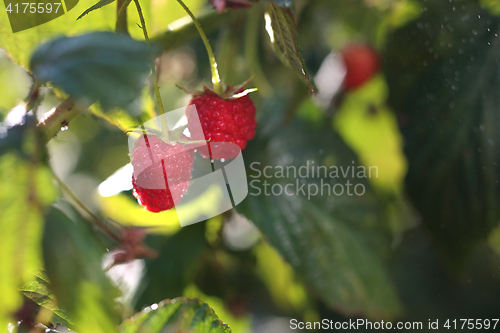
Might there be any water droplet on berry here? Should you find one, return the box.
[221,158,225,162]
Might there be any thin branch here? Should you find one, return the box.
[53,173,121,243]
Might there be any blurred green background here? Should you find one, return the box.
[2,0,500,332]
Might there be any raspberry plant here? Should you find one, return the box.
[2,0,500,333]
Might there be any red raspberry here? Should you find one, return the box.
[131,134,194,212]
[341,44,380,90]
[187,89,257,160]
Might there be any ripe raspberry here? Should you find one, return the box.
[131,134,194,212]
[187,88,257,160]
[341,44,380,90]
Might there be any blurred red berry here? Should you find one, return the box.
[341,44,380,90]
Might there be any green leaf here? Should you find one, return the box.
[42,203,121,333]
[383,1,500,263]
[19,270,73,328]
[77,0,116,20]
[235,99,400,319]
[30,32,157,112]
[120,298,232,333]
[266,0,293,9]
[0,119,57,329]
[264,2,316,94]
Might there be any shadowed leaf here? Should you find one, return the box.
[30,32,157,113]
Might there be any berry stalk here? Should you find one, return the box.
[176,0,223,95]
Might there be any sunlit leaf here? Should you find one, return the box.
[0,57,30,113]
[183,285,251,333]
[19,270,73,328]
[120,298,232,333]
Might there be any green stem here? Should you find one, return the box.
[134,0,169,139]
[53,173,121,243]
[176,0,222,95]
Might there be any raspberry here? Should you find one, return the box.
[341,44,380,90]
[187,88,257,160]
[131,134,194,212]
